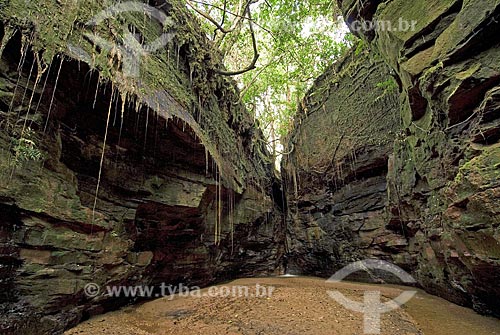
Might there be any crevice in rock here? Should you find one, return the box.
[403,0,463,60]
[271,179,287,212]
[408,85,428,121]
[341,0,384,41]
[444,4,500,65]
[448,73,500,127]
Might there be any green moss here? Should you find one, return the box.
[453,144,500,198]
[1,0,271,194]
[1,0,216,109]
[377,0,457,42]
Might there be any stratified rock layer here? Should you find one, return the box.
[284,0,500,317]
[340,0,500,316]
[282,49,402,277]
[0,1,283,334]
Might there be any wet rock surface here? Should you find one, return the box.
[0,2,284,333]
[283,0,500,318]
[282,49,403,278]
[1,0,500,333]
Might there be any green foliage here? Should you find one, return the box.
[11,128,44,165]
[354,38,368,56]
[375,77,398,102]
[376,78,398,92]
[189,0,352,160]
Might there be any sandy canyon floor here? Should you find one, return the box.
[66,277,500,335]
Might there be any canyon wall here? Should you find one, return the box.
[1,0,499,333]
[282,49,403,277]
[0,1,283,334]
[284,0,500,318]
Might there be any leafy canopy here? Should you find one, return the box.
[188,0,353,164]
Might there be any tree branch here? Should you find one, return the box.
[186,0,232,34]
[236,54,283,104]
[213,5,259,76]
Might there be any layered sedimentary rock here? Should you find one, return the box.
[337,0,500,316]
[0,1,283,334]
[282,49,402,277]
[284,0,500,317]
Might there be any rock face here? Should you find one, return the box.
[2,0,500,332]
[339,0,500,316]
[282,49,403,277]
[283,0,500,318]
[0,1,283,334]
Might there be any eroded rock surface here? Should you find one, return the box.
[282,49,403,277]
[283,0,500,317]
[0,1,283,333]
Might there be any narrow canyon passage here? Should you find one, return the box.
[1,0,499,334]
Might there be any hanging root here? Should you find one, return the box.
[6,32,32,130]
[91,84,115,232]
[43,56,64,133]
